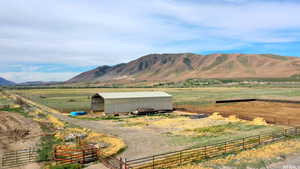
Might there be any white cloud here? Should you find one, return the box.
[0,72,78,83]
[0,0,300,82]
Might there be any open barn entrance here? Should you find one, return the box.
[91,94,104,112]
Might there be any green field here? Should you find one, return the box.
[9,87,300,113]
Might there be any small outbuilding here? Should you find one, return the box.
[91,91,173,114]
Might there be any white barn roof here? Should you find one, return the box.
[95,91,172,99]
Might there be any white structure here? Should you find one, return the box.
[91,91,173,114]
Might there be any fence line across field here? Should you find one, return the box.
[126,127,300,169]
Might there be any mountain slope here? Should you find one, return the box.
[68,53,300,83]
[0,77,16,86]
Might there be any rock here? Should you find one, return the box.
[91,142,110,149]
[64,133,87,142]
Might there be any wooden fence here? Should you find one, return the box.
[1,148,38,168]
[99,156,129,169]
[126,127,300,169]
[53,145,98,165]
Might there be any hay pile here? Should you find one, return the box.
[55,127,126,157]
[208,112,225,120]
[249,117,268,125]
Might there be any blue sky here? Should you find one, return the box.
[1,0,300,82]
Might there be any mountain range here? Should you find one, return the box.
[68,53,300,84]
[0,77,16,86]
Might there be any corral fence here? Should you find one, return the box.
[1,148,38,168]
[53,144,130,169]
[53,145,98,165]
[126,127,300,169]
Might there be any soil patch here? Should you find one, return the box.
[0,111,42,156]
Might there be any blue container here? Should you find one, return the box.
[70,111,87,116]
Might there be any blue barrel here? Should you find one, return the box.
[70,111,87,116]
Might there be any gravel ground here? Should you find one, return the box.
[270,154,300,169]
[50,113,188,159]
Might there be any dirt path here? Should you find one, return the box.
[50,113,187,159]
[269,153,300,169]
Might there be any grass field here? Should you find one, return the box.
[10,87,300,112]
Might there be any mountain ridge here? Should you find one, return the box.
[0,77,16,86]
[68,53,300,84]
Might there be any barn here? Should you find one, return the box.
[91,91,173,114]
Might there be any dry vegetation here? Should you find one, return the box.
[174,138,300,169]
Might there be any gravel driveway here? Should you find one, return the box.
[50,113,187,160]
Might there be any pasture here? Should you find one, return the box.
[5,88,300,168]
[10,87,300,113]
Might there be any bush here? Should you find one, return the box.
[49,164,82,169]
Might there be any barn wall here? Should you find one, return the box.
[91,96,104,112]
[104,97,172,114]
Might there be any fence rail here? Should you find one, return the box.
[1,148,38,168]
[54,145,98,165]
[126,128,300,169]
[99,156,129,169]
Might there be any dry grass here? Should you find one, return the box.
[47,115,65,129]
[120,112,273,138]
[55,127,126,157]
[175,138,300,169]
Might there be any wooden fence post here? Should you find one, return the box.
[152,155,155,169]
[125,158,128,169]
[15,151,18,166]
[82,149,85,164]
[284,129,287,137]
[119,157,122,169]
[2,153,5,167]
[179,151,182,166]
[204,146,207,158]
[242,138,245,150]
[259,135,261,145]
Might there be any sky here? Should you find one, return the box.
[1,0,300,83]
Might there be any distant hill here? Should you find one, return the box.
[17,81,61,86]
[0,77,15,86]
[68,53,300,84]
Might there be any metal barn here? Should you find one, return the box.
[91,92,172,114]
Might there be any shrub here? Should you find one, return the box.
[49,164,82,169]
